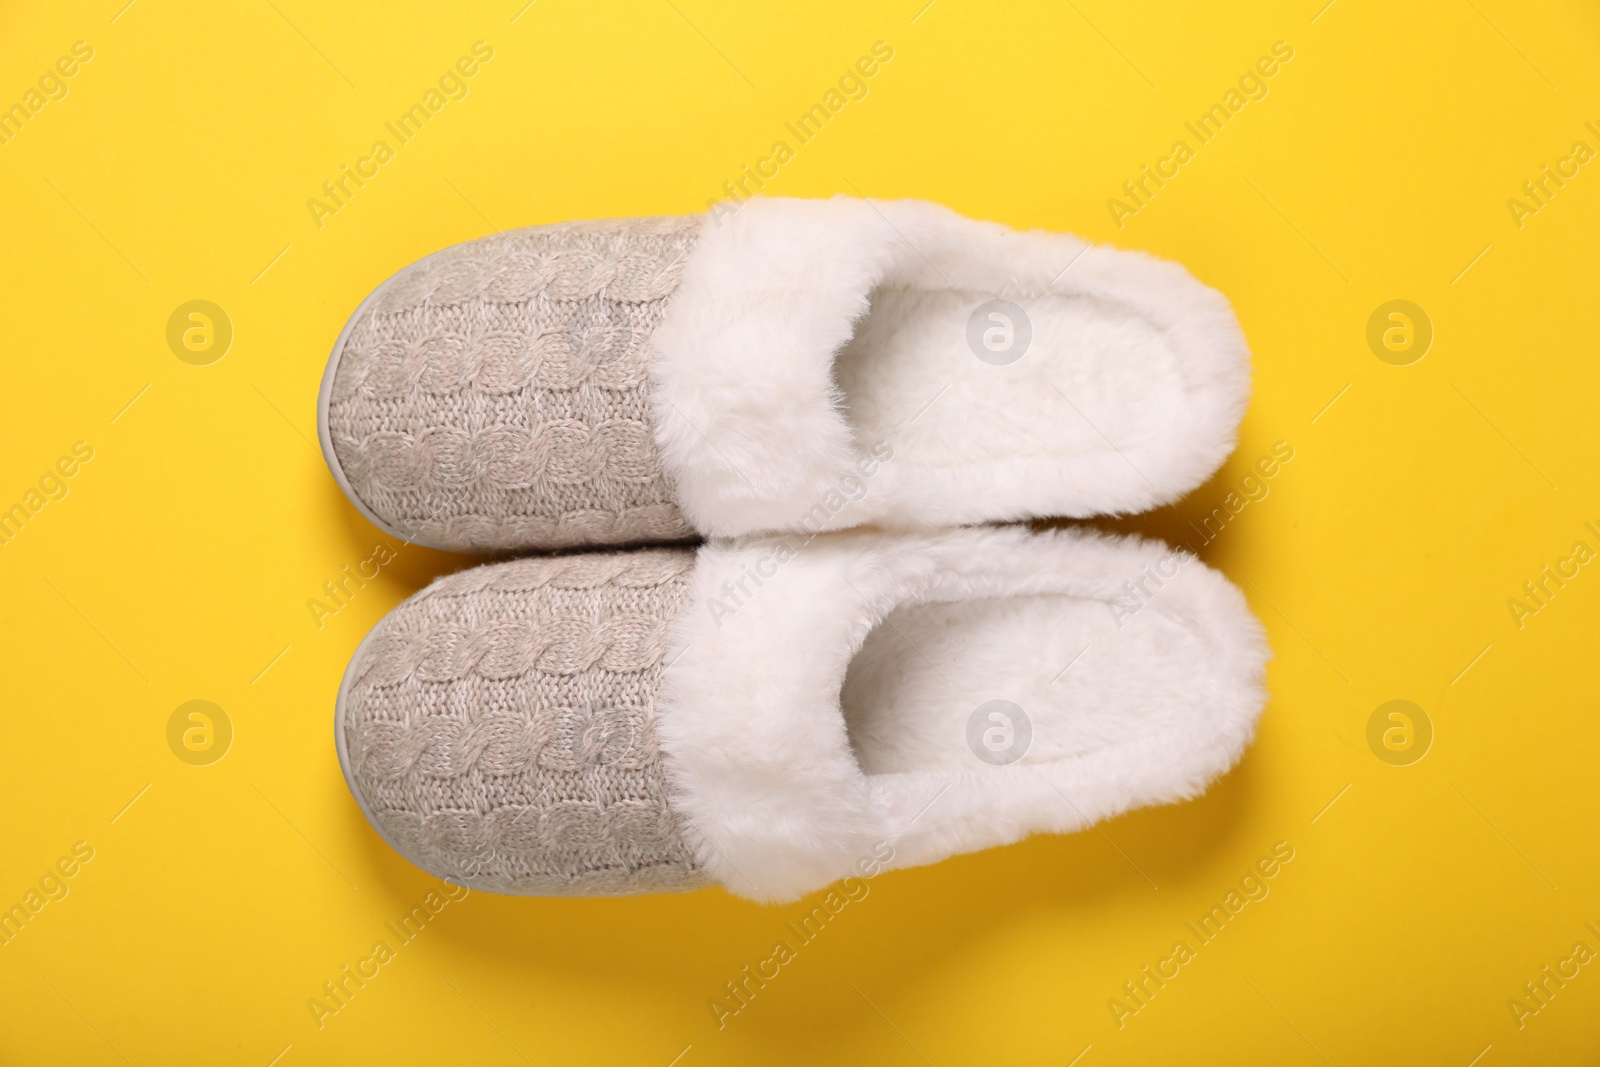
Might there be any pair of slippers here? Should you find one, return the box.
[319,197,1268,903]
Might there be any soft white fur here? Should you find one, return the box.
[649,197,1252,537]
[655,525,1268,903]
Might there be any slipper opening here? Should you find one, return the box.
[834,285,1187,482]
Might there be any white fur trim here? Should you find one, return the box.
[655,525,1268,902]
[649,197,1251,537]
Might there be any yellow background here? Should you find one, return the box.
[2,0,1597,1063]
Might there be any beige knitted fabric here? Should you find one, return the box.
[325,216,701,552]
[338,547,711,896]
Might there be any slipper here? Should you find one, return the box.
[319,197,1251,552]
[335,525,1267,901]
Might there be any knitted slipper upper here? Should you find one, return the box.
[323,217,700,552]
[337,547,710,895]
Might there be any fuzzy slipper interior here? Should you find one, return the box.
[657,525,1268,902]
[651,197,1252,536]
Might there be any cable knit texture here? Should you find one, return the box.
[340,548,711,895]
[326,216,701,551]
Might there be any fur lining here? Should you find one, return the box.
[648,197,1251,537]
[654,525,1268,903]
